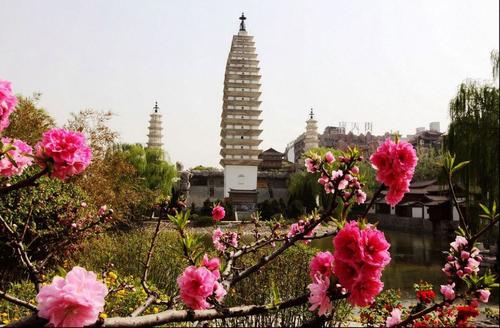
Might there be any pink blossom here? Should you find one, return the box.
[466,258,480,273]
[0,79,18,132]
[333,259,361,290]
[370,138,417,206]
[177,266,217,310]
[309,251,334,279]
[348,276,384,307]
[350,166,359,175]
[287,220,316,244]
[361,228,391,267]
[98,205,107,216]
[440,283,455,301]
[212,228,226,251]
[201,254,220,272]
[386,308,402,327]
[450,236,468,252]
[227,231,239,248]
[477,289,490,303]
[385,177,410,206]
[337,179,348,190]
[305,158,319,173]
[212,205,225,222]
[35,128,92,180]
[0,138,33,177]
[442,263,453,277]
[324,151,335,164]
[460,251,470,261]
[332,221,363,263]
[355,190,367,205]
[213,281,227,302]
[36,266,107,327]
[331,169,343,180]
[308,274,332,316]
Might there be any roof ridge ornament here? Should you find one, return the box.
[153,101,159,113]
[239,12,246,31]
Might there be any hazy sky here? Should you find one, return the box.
[1,0,498,168]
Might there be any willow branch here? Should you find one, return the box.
[0,168,48,195]
[0,290,37,311]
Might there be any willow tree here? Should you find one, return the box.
[446,50,499,210]
[118,143,178,196]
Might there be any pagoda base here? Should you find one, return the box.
[228,189,258,212]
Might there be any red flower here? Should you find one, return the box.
[416,290,436,304]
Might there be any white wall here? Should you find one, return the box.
[412,207,423,218]
[452,206,459,221]
[224,165,258,197]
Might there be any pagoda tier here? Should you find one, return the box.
[220,28,263,168]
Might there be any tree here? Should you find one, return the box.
[3,94,55,144]
[446,50,499,207]
[412,147,443,182]
[119,144,178,196]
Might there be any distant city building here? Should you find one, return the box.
[219,13,263,211]
[147,102,163,149]
[285,115,387,164]
[408,122,443,149]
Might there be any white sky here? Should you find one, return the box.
[1,0,498,168]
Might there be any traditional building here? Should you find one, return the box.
[407,122,443,150]
[219,13,263,210]
[147,102,163,149]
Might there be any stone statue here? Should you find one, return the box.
[179,170,192,194]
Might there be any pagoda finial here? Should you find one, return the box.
[153,101,159,113]
[309,108,314,120]
[239,12,246,31]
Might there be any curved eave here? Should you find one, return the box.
[224,90,261,98]
[221,118,262,126]
[220,159,262,167]
[220,138,262,147]
[220,149,261,156]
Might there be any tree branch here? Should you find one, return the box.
[0,290,37,311]
[0,168,48,196]
[361,184,384,218]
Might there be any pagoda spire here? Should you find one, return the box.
[239,12,246,31]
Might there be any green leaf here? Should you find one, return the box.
[479,203,491,216]
[451,160,470,174]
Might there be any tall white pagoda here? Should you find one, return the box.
[147,102,163,149]
[220,14,263,206]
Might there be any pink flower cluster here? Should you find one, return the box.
[442,236,482,279]
[308,274,333,316]
[0,137,33,177]
[0,79,18,132]
[308,251,336,316]
[370,138,418,206]
[177,254,226,310]
[386,308,402,327]
[333,221,391,306]
[317,166,366,206]
[287,219,317,245]
[36,266,107,327]
[212,228,238,252]
[35,128,92,180]
[212,205,225,221]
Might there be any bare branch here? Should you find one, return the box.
[0,290,37,311]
